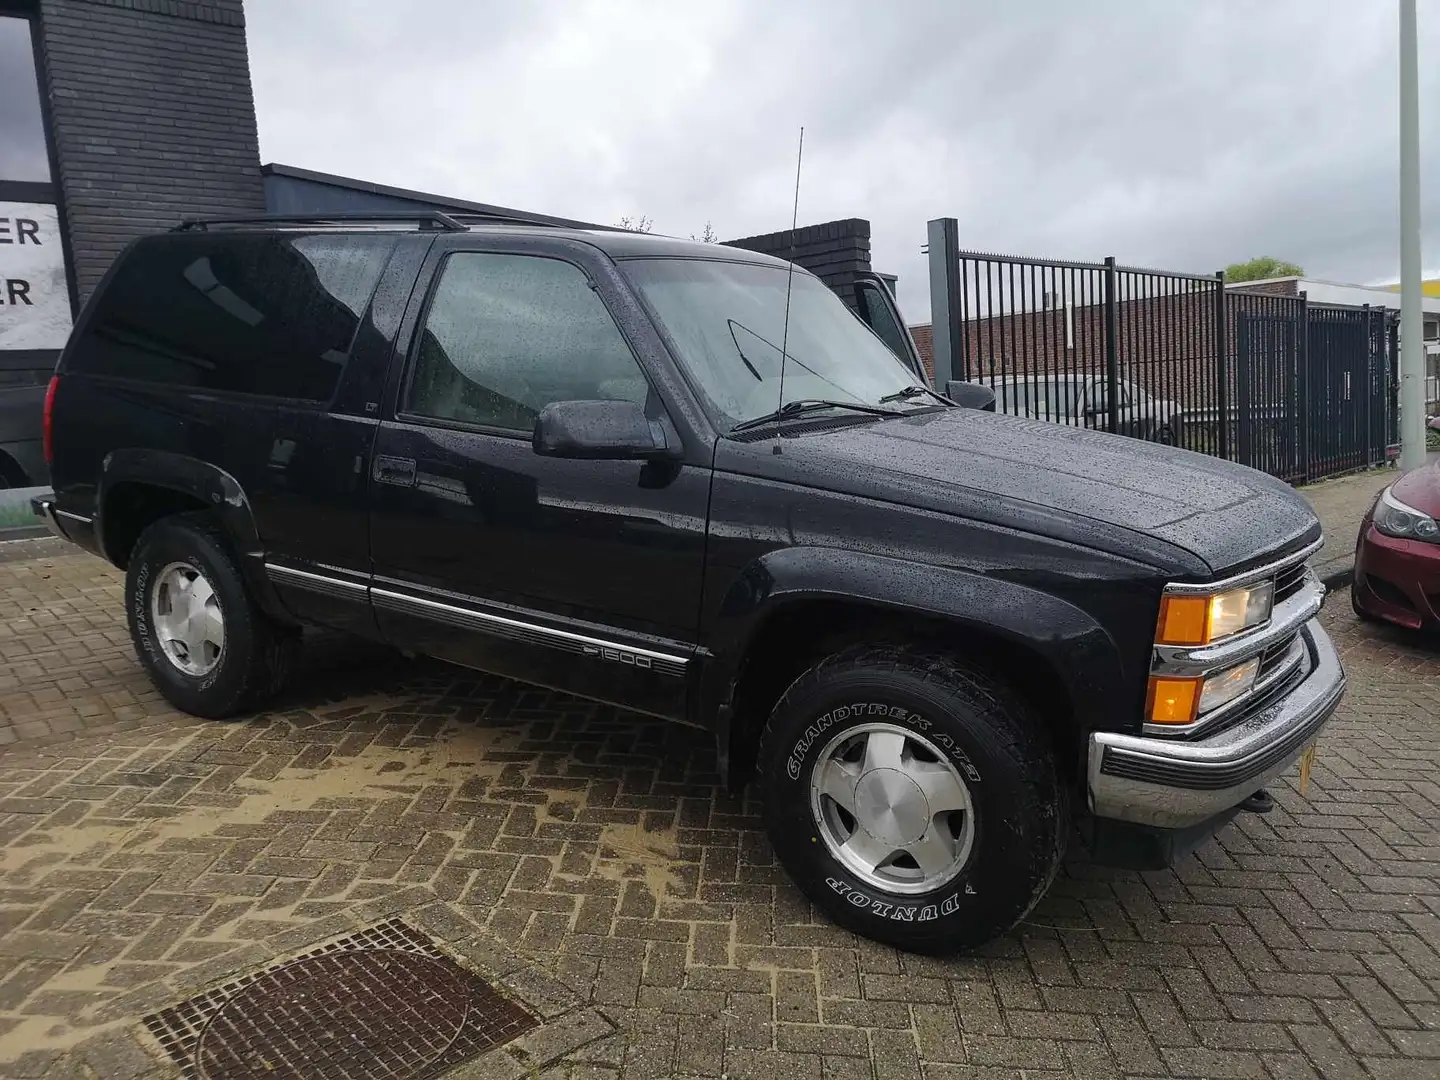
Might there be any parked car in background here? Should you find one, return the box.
[36,215,1342,954]
[0,372,47,488]
[1353,460,1440,630]
[968,374,1180,444]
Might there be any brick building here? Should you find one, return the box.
[1,0,264,487]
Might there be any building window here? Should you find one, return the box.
[0,15,51,185]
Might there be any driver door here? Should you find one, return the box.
[367,239,710,720]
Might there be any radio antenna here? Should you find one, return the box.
[773,126,804,455]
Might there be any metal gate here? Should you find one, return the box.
[1304,307,1391,479]
[1235,309,1301,481]
[925,218,1399,484]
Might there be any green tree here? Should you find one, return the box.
[616,215,653,233]
[1224,256,1304,282]
[691,221,718,243]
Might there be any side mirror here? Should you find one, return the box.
[533,400,679,461]
[943,381,997,412]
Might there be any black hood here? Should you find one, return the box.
[733,408,1320,577]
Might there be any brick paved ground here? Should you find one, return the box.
[1,538,1439,1079]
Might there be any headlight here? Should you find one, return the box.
[1147,657,1261,725]
[1155,581,1276,646]
[1374,487,1440,543]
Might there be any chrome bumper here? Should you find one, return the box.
[1088,619,1344,830]
[30,495,67,541]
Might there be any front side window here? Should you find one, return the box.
[620,258,919,429]
[407,253,649,432]
[855,279,915,371]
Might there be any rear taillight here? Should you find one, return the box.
[42,375,58,464]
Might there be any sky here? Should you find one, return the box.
[252,2,1431,322]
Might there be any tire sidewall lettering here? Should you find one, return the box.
[824,875,968,923]
[786,700,982,783]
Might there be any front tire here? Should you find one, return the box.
[126,513,296,718]
[757,646,1068,953]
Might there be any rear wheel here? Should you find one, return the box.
[757,645,1068,953]
[126,513,297,718]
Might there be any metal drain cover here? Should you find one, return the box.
[144,920,536,1080]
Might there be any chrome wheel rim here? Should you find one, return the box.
[150,562,225,676]
[809,721,975,896]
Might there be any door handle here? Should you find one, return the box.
[373,455,417,486]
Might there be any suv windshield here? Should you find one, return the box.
[621,258,922,429]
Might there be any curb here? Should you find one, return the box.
[0,525,49,543]
[1319,565,1354,592]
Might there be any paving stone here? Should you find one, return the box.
[0,548,1437,1080]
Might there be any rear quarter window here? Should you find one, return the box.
[65,232,397,403]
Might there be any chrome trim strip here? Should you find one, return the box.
[55,510,93,525]
[1163,536,1322,596]
[1142,634,1306,737]
[265,562,369,601]
[371,586,692,679]
[1152,572,1325,676]
[1090,620,1344,829]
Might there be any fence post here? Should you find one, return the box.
[1103,256,1119,435]
[1297,291,1310,483]
[1362,304,1375,468]
[925,218,962,389]
[1214,273,1229,460]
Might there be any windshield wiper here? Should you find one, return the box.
[880,384,950,405]
[730,399,901,434]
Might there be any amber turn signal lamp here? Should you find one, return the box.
[1146,675,1201,725]
[1155,595,1210,646]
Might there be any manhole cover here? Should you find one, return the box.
[144,920,536,1080]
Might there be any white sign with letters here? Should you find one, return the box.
[0,202,73,351]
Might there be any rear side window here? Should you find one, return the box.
[66,232,396,402]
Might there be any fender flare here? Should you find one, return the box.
[96,449,289,622]
[704,546,1132,782]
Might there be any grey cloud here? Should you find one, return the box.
[245,0,1439,321]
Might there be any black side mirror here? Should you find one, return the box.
[533,400,679,461]
[943,381,997,412]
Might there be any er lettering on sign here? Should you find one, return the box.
[2,279,32,305]
[0,218,42,245]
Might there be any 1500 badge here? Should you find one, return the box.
[582,644,653,669]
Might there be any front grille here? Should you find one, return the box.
[1257,634,1299,679]
[1273,563,1308,604]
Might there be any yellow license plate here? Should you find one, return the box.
[1298,742,1318,795]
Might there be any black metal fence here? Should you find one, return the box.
[933,242,1396,484]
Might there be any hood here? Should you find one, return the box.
[752,408,1320,576]
[1392,459,1440,517]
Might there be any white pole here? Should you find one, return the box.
[1398,0,1425,470]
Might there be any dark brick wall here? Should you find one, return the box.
[725,219,871,309]
[35,0,264,303]
[1229,277,1300,297]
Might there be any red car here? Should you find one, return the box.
[1353,459,1440,629]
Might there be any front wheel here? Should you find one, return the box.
[757,646,1068,953]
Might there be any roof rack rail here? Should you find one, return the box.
[443,211,574,228]
[172,212,467,233]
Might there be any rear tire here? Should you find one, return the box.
[125,513,297,718]
[757,645,1068,954]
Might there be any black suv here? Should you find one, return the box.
[34,215,1344,953]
